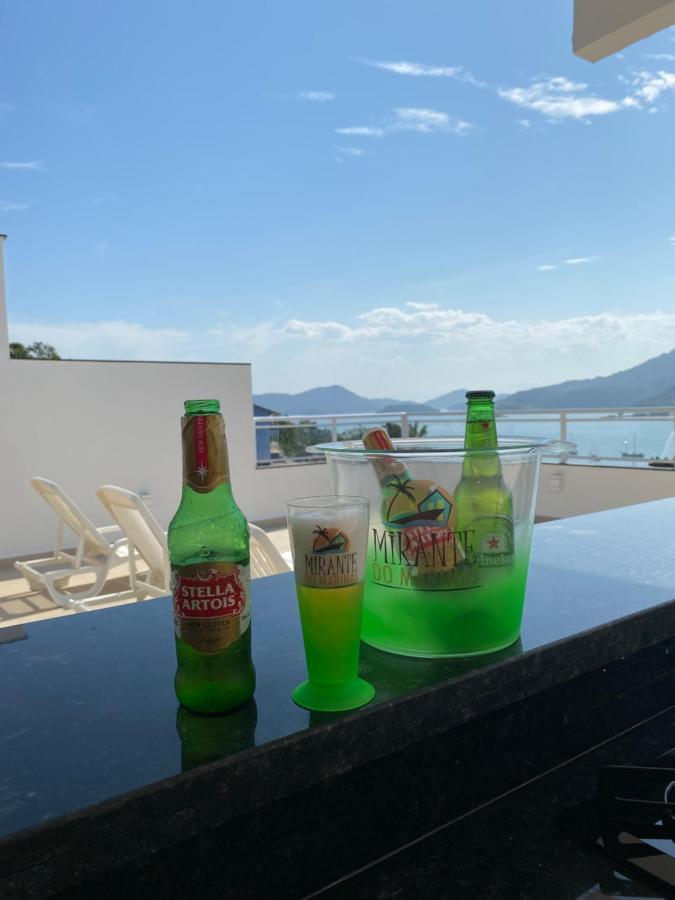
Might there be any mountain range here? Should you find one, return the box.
[502,347,675,409]
[253,385,469,415]
[254,347,675,415]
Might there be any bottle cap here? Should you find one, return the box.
[184,399,221,415]
[465,390,495,400]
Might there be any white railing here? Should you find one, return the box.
[254,407,675,468]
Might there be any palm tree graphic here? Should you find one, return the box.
[312,526,331,552]
[385,475,416,523]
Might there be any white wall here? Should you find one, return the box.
[537,461,675,518]
[0,357,256,557]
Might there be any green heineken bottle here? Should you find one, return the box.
[169,399,256,714]
[455,391,514,569]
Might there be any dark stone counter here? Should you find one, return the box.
[1,500,675,897]
[319,706,675,899]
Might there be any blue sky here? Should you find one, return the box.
[2,1,675,398]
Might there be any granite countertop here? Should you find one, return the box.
[1,499,675,897]
[318,706,675,900]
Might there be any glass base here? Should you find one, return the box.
[362,633,521,658]
[292,678,375,712]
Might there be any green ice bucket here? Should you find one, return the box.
[310,437,572,658]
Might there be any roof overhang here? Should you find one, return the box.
[574,0,675,61]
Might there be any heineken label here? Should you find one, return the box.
[172,562,251,653]
[181,414,230,493]
[469,515,514,568]
[465,418,498,449]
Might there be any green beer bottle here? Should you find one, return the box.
[169,399,255,713]
[455,391,514,569]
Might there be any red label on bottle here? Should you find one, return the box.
[173,569,245,619]
[172,563,251,654]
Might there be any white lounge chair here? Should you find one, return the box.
[98,491,287,583]
[15,477,130,608]
[249,523,291,578]
[96,485,170,599]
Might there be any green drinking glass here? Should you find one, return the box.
[287,495,375,712]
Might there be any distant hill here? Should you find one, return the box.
[255,348,675,415]
[425,388,467,409]
[254,385,408,416]
[253,384,443,416]
[502,348,675,409]
[378,402,438,414]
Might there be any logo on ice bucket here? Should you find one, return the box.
[383,476,454,529]
[370,476,466,586]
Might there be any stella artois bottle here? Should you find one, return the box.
[169,399,255,713]
[454,391,514,568]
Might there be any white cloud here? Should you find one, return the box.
[645,53,675,61]
[393,107,473,135]
[498,77,623,120]
[334,126,385,137]
[0,160,45,171]
[406,301,439,311]
[627,69,675,104]
[12,306,675,396]
[298,91,335,102]
[336,108,473,139]
[361,58,486,87]
[499,69,675,122]
[280,306,675,350]
[95,241,110,257]
[516,119,531,129]
[266,305,675,394]
[334,146,366,162]
[364,59,462,78]
[565,256,598,265]
[537,264,556,271]
[8,320,191,361]
[0,201,29,212]
[670,234,675,246]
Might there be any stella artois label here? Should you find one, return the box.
[172,562,251,653]
[182,414,230,493]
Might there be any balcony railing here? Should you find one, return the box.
[254,407,675,468]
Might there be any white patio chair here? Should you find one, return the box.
[249,524,291,578]
[15,477,129,608]
[96,485,170,599]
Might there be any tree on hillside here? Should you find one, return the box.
[9,341,61,359]
[385,421,429,438]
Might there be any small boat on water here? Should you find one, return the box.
[621,438,644,459]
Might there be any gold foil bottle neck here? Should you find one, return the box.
[182,414,230,493]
